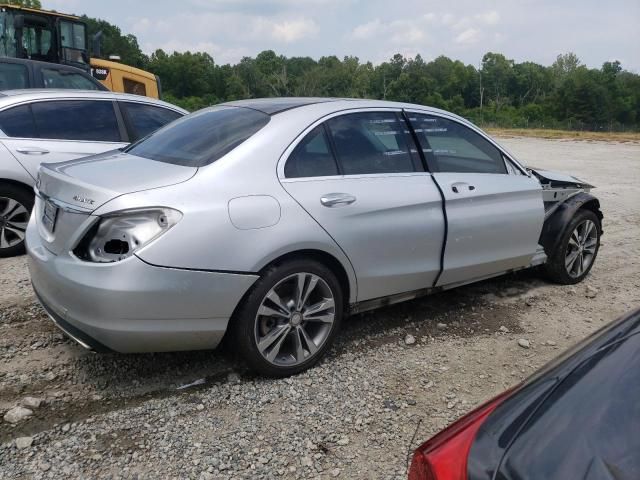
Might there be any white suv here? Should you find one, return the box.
[0,89,186,257]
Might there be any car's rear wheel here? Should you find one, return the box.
[232,259,343,377]
[544,209,600,284]
[0,184,33,258]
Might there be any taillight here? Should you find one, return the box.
[408,389,515,480]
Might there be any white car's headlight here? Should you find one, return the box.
[74,208,182,263]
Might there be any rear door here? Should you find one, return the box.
[0,99,127,178]
[407,112,544,286]
[280,110,445,301]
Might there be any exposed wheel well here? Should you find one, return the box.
[579,198,603,230]
[258,250,352,309]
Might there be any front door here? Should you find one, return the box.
[407,112,544,286]
[280,111,446,301]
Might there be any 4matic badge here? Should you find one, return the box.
[73,195,95,206]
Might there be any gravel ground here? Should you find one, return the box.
[1,137,639,479]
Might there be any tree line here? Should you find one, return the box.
[83,16,639,131]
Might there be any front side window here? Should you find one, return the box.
[121,102,183,141]
[409,114,507,174]
[0,104,36,138]
[126,106,270,167]
[285,125,338,178]
[31,100,120,142]
[41,69,100,90]
[0,62,28,90]
[326,112,418,175]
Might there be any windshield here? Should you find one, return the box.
[125,106,271,167]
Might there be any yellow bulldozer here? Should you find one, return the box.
[0,4,161,98]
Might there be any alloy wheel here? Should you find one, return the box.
[254,272,336,367]
[0,197,29,250]
[565,219,598,278]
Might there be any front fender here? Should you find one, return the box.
[539,192,603,256]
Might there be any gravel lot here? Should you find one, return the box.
[1,137,639,479]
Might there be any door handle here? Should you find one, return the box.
[16,147,49,155]
[320,193,357,207]
[451,182,475,193]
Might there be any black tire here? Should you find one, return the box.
[231,259,344,377]
[544,209,601,284]
[0,183,34,258]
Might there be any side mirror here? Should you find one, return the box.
[92,31,103,58]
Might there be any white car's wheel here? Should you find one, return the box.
[0,184,33,258]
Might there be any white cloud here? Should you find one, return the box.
[455,28,481,45]
[351,19,382,40]
[351,19,425,45]
[270,18,319,42]
[477,11,500,25]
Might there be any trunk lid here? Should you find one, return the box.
[35,150,196,255]
[38,150,197,211]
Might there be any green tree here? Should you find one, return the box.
[6,0,42,8]
[82,16,147,68]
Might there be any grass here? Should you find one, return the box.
[484,127,640,142]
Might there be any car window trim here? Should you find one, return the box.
[405,111,509,175]
[279,107,426,180]
[403,108,530,176]
[112,100,130,143]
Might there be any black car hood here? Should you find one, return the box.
[468,309,640,480]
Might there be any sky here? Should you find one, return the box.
[46,0,640,72]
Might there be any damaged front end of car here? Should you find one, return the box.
[530,168,604,260]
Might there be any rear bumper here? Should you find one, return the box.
[26,219,258,353]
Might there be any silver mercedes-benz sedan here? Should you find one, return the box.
[26,98,603,376]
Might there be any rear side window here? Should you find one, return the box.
[409,114,507,174]
[121,102,183,141]
[0,63,29,90]
[41,69,101,90]
[31,100,120,142]
[327,112,419,175]
[0,105,36,138]
[126,106,270,167]
[285,125,338,178]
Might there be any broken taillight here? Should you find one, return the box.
[408,389,515,480]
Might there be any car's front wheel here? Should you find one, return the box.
[232,259,343,377]
[0,184,33,258]
[544,209,601,284]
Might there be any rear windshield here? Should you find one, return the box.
[125,106,270,167]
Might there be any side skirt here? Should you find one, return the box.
[349,254,546,316]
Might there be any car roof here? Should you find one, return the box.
[0,57,89,73]
[221,97,341,115]
[0,89,188,113]
[222,96,464,120]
